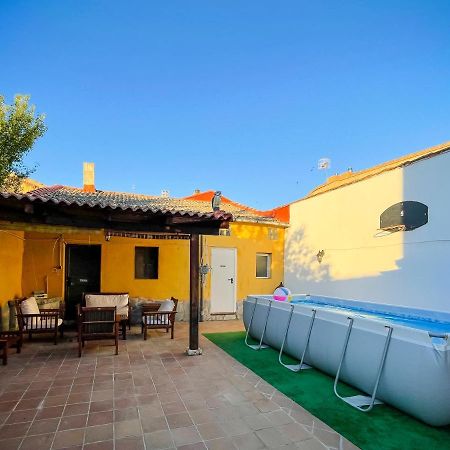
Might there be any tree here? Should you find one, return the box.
[0,94,47,192]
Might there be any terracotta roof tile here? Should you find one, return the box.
[8,186,286,226]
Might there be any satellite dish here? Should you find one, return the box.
[318,158,331,170]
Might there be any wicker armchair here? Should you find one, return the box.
[141,297,178,340]
[77,305,119,357]
[15,297,64,345]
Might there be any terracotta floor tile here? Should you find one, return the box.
[115,436,145,450]
[20,432,54,450]
[67,392,91,404]
[83,440,114,450]
[52,428,85,449]
[15,397,43,410]
[140,414,168,434]
[84,423,114,443]
[144,429,174,449]
[162,400,186,415]
[177,443,207,450]
[5,408,37,424]
[90,399,113,413]
[197,422,226,441]
[114,407,139,422]
[115,397,138,409]
[63,403,90,416]
[58,413,88,431]
[166,412,193,430]
[88,410,114,426]
[114,418,142,439]
[204,437,238,450]
[28,417,60,435]
[171,425,202,447]
[0,436,23,450]
[22,389,48,400]
[43,395,68,407]
[0,421,31,438]
[0,322,346,450]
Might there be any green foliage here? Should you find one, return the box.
[0,94,47,192]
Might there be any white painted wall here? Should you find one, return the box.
[285,151,450,313]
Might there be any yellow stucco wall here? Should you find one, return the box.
[0,230,24,329]
[20,222,285,310]
[21,231,190,300]
[203,223,285,301]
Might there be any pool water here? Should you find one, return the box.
[291,298,450,335]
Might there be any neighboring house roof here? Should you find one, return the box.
[6,185,286,226]
[306,140,450,200]
[20,178,45,193]
[184,190,289,225]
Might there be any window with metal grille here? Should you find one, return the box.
[135,247,159,279]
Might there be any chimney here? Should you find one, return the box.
[83,162,95,192]
[194,189,200,194]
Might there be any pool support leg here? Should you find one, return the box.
[245,299,271,350]
[334,318,393,412]
[279,306,316,372]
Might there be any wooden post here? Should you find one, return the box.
[188,233,201,354]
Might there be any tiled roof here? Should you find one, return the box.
[183,190,288,225]
[3,186,285,225]
[306,140,450,199]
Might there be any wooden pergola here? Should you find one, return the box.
[0,192,233,353]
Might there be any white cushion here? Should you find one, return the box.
[158,299,175,312]
[21,297,40,315]
[85,294,129,316]
[24,318,62,329]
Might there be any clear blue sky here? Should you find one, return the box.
[1,1,449,209]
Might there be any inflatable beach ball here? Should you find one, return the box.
[273,286,292,302]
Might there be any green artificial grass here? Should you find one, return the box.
[204,331,450,450]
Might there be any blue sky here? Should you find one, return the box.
[1,1,449,209]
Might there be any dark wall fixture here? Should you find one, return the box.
[380,201,428,231]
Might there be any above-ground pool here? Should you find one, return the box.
[243,295,450,427]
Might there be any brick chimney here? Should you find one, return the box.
[83,162,95,192]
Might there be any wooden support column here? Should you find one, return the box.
[188,233,201,354]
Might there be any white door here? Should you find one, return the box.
[210,248,237,314]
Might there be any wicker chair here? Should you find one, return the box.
[77,305,119,357]
[141,297,178,340]
[15,297,64,345]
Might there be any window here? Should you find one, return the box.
[256,253,271,278]
[268,228,279,240]
[135,247,159,279]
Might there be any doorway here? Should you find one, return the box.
[65,244,101,321]
[210,247,237,314]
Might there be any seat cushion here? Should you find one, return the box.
[85,294,129,316]
[158,299,175,312]
[21,297,40,315]
[24,318,63,330]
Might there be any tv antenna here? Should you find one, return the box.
[318,158,331,181]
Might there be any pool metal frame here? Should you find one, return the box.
[243,295,450,426]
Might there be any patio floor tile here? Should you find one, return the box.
[0,321,354,450]
[144,429,174,449]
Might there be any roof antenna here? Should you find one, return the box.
[318,158,331,181]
